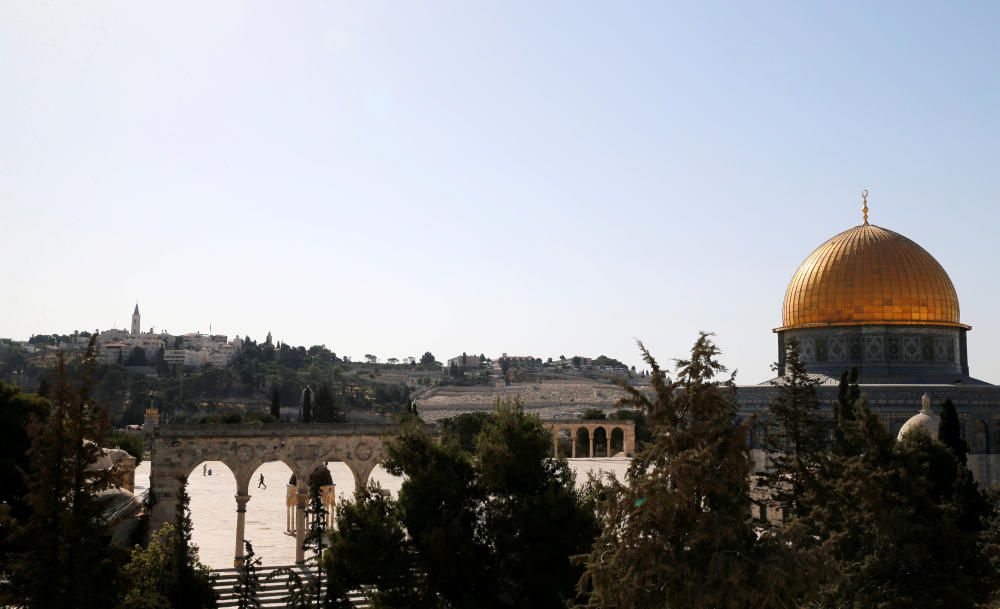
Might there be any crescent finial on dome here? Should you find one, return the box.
[862,189,869,225]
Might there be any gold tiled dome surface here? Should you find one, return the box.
[780,224,965,330]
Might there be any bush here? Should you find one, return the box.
[107,430,145,462]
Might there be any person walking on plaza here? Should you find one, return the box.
[258,473,266,489]
[203,463,207,476]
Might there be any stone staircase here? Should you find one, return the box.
[211,564,371,608]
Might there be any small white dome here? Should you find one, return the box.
[897,393,939,441]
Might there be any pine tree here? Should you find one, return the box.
[325,484,426,609]
[233,541,262,609]
[760,339,830,523]
[270,384,281,420]
[11,337,127,609]
[580,334,807,609]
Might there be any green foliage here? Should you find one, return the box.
[439,411,490,453]
[760,339,830,523]
[833,366,861,455]
[313,382,346,423]
[383,398,596,609]
[107,429,145,462]
[0,382,50,603]
[419,352,436,368]
[581,334,808,609]
[270,384,281,420]
[383,421,482,607]
[126,347,148,366]
[233,541,262,609]
[302,477,329,603]
[325,484,426,609]
[243,411,276,424]
[580,408,606,420]
[939,398,968,465]
[301,387,313,423]
[118,525,177,609]
[9,339,129,609]
[591,355,625,369]
[118,521,216,609]
[809,388,996,608]
[608,409,651,448]
[0,382,49,520]
[168,479,217,608]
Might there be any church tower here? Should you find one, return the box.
[131,304,141,336]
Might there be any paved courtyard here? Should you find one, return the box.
[135,457,628,568]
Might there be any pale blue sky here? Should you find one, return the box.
[2,2,999,382]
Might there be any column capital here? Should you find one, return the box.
[235,494,252,512]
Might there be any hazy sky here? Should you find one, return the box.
[3,2,999,383]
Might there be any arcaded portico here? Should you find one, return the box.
[147,423,397,566]
[543,420,636,458]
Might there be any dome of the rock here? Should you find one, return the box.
[779,223,965,331]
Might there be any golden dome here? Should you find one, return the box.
[779,224,966,331]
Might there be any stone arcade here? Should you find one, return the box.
[147,423,394,566]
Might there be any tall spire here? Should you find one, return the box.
[131,302,141,336]
[862,189,869,225]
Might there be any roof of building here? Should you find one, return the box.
[778,222,964,331]
[898,393,940,441]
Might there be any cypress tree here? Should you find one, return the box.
[168,479,216,608]
[833,367,861,455]
[938,398,968,465]
[301,387,313,423]
[269,384,281,420]
[313,382,345,424]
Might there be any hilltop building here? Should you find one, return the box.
[96,304,242,369]
[447,353,482,370]
[739,193,1000,484]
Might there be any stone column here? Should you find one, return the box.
[148,471,183,540]
[589,433,595,458]
[571,430,577,458]
[234,494,251,567]
[294,486,308,563]
[606,435,611,457]
[553,431,558,458]
[286,484,296,533]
